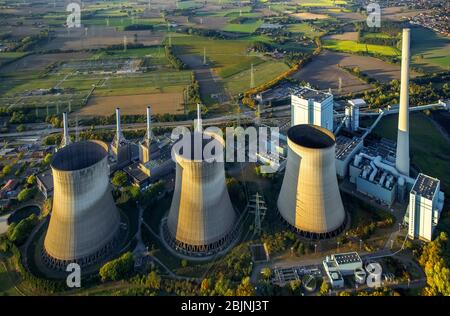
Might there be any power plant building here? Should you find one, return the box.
[345,99,363,132]
[407,174,445,242]
[43,141,121,269]
[163,131,238,257]
[291,87,334,132]
[277,124,346,238]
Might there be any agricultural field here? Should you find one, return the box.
[288,23,324,39]
[292,50,373,95]
[373,113,450,192]
[224,61,291,95]
[323,39,401,57]
[171,34,263,79]
[410,27,450,72]
[0,52,27,67]
[79,92,184,117]
[295,0,347,6]
[223,18,263,34]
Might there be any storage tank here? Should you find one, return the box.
[277,124,346,238]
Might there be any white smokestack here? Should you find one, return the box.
[61,112,71,148]
[195,103,202,133]
[396,28,410,176]
[146,105,152,143]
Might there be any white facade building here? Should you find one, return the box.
[408,174,445,242]
[291,87,334,131]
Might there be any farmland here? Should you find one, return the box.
[410,27,450,72]
[323,39,401,57]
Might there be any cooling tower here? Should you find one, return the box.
[163,132,238,256]
[396,28,411,176]
[277,124,346,238]
[43,141,120,269]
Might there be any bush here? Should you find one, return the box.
[99,252,134,282]
[111,171,128,187]
[7,214,39,245]
[17,187,36,203]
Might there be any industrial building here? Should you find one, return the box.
[291,86,334,131]
[43,141,121,270]
[345,99,363,131]
[36,169,53,199]
[277,124,346,238]
[124,106,174,189]
[323,252,363,289]
[407,174,445,242]
[335,135,364,178]
[163,114,238,257]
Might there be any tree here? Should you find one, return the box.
[261,267,271,280]
[181,259,188,268]
[236,277,255,296]
[43,153,53,165]
[99,252,134,282]
[289,279,302,295]
[319,279,329,296]
[145,271,161,290]
[7,214,39,245]
[111,171,128,187]
[17,187,35,202]
[27,174,36,185]
[2,165,12,175]
[16,124,26,132]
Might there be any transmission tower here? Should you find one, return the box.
[248,192,267,236]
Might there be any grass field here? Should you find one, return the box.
[410,27,450,71]
[296,0,347,6]
[224,61,290,95]
[223,19,263,33]
[373,113,450,192]
[171,34,264,79]
[0,52,27,67]
[323,39,400,56]
[288,23,324,38]
[0,259,20,296]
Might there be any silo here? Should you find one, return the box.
[277,124,346,238]
[43,141,120,269]
[163,132,238,256]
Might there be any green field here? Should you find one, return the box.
[171,34,265,79]
[410,27,450,71]
[0,52,27,67]
[223,19,263,34]
[224,61,290,95]
[296,0,347,6]
[288,23,324,39]
[0,260,20,296]
[323,40,400,56]
[373,113,450,192]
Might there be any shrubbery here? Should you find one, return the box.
[99,252,134,282]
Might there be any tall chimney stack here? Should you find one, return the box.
[115,107,123,144]
[61,112,71,148]
[146,105,152,143]
[195,103,202,133]
[396,28,411,176]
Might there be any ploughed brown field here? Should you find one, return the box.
[77,93,184,116]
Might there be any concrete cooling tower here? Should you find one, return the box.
[163,132,238,257]
[43,141,120,270]
[277,124,346,238]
